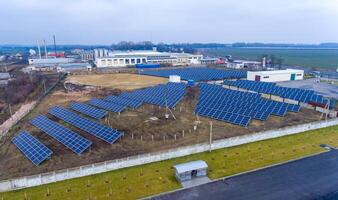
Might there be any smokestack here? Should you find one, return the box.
[37,40,42,59]
[44,40,48,59]
[53,35,57,58]
[262,57,266,68]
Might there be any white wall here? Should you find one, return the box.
[96,57,147,68]
[0,118,337,192]
[247,70,304,82]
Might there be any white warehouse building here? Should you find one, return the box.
[247,69,304,82]
[95,50,203,68]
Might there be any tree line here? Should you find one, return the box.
[4,72,42,105]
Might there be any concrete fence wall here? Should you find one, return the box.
[1,118,338,192]
[0,101,37,139]
[0,74,66,140]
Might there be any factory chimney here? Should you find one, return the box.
[53,35,57,58]
[262,57,266,68]
[44,40,48,59]
[37,40,42,59]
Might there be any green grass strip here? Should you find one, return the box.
[1,125,338,200]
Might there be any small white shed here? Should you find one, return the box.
[169,75,181,83]
[173,160,208,182]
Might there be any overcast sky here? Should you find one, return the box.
[1,0,338,45]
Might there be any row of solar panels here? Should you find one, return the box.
[195,84,301,127]
[140,67,247,81]
[12,83,188,165]
[12,106,124,166]
[82,83,186,114]
[224,80,334,108]
[119,82,187,108]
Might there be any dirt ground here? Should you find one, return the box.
[66,73,168,90]
[0,82,322,180]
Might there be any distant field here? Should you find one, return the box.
[202,48,338,69]
[2,125,338,200]
[67,73,168,90]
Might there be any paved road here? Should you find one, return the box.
[152,150,338,200]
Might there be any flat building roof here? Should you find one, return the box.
[173,160,208,174]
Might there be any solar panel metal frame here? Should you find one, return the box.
[31,115,92,155]
[12,131,53,166]
[88,98,126,113]
[70,102,108,120]
[49,106,123,144]
[104,95,142,109]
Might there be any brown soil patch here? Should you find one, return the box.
[0,85,322,180]
[66,73,168,90]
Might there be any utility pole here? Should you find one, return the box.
[209,121,213,152]
[43,79,47,94]
[8,104,13,116]
[53,35,57,57]
[325,99,330,121]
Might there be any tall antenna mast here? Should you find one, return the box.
[53,35,57,57]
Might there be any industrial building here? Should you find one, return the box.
[28,58,76,66]
[95,50,203,68]
[0,72,10,86]
[56,63,92,72]
[173,160,208,182]
[94,49,109,60]
[227,60,262,69]
[80,50,95,61]
[247,69,304,82]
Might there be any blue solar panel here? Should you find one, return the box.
[194,83,305,125]
[88,98,126,113]
[104,95,142,109]
[287,103,301,112]
[119,82,186,108]
[49,106,122,144]
[70,102,108,120]
[196,106,251,127]
[31,115,92,154]
[140,68,246,81]
[227,80,334,108]
[12,131,52,166]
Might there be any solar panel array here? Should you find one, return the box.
[224,80,334,108]
[49,106,122,144]
[195,83,301,126]
[88,98,126,113]
[104,95,142,109]
[120,82,187,108]
[31,115,92,154]
[12,131,53,165]
[140,68,247,81]
[70,102,108,119]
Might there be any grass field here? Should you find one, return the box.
[2,125,338,200]
[66,73,168,90]
[202,48,338,69]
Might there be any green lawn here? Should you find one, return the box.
[202,48,338,69]
[1,125,338,200]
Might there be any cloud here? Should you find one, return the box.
[0,0,337,44]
